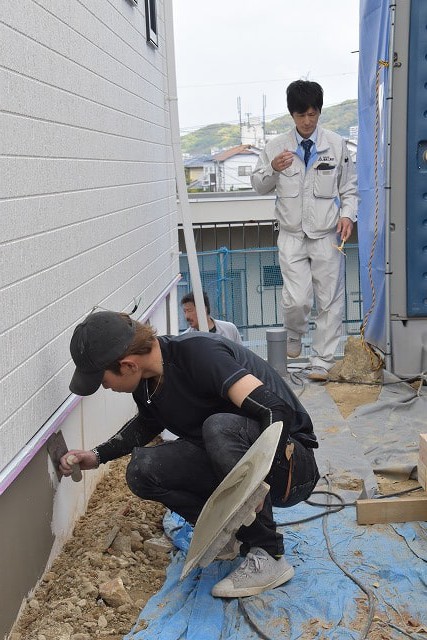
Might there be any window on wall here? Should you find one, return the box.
[238,165,252,177]
[145,0,158,47]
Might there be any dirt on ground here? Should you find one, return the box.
[10,342,410,640]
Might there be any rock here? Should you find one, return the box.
[71,635,91,640]
[111,533,132,555]
[98,614,108,629]
[102,524,120,551]
[85,551,103,568]
[143,535,173,555]
[80,579,98,598]
[43,572,57,582]
[130,530,144,551]
[82,622,97,629]
[99,577,132,608]
[328,336,383,384]
[28,598,40,610]
[139,524,154,540]
[108,555,130,568]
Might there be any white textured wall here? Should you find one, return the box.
[223,154,259,190]
[0,0,179,472]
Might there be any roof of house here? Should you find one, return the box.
[183,154,213,168]
[212,144,260,162]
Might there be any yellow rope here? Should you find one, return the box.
[359,60,388,371]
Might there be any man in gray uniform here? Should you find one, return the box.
[251,80,358,380]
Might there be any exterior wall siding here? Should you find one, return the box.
[0,1,180,635]
[0,0,179,471]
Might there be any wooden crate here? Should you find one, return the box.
[419,433,427,490]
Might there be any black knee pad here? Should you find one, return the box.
[125,450,151,499]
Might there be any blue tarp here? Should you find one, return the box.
[123,381,427,639]
[124,504,427,640]
[121,379,427,640]
[357,0,390,350]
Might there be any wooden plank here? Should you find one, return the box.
[418,460,427,491]
[419,433,427,467]
[356,495,427,524]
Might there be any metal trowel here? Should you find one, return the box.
[47,430,82,482]
[181,421,283,579]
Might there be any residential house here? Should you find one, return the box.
[183,154,215,190]
[211,144,261,192]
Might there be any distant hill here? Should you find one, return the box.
[180,99,358,156]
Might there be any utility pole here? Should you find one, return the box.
[237,96,242,143]
[262,94,266,147]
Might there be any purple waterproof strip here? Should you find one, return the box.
[0,395,81,496]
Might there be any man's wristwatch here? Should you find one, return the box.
[91,447,101,468]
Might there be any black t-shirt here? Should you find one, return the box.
[96,333,317,464]
[139,333,316,445]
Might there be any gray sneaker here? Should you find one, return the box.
[211,547,294,598]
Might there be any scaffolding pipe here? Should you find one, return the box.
[383,2,396,372]
[164,0,208,332]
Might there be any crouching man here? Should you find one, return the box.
[61,310,319,598]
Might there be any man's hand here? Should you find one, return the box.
[271,150,294,172]
[336,217,353,242]
[59,449,99,477]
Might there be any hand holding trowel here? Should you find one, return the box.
[47,430,83,482]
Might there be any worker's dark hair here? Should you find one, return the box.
[181,290,210,315]
[106,316,157,374]
[286,80,323,115]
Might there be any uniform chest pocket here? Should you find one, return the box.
[314,167,338,198]
[278,165,300,198]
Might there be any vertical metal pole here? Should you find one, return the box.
[383,2,396,371]
[219,248,227,319]
[266,328,287,376]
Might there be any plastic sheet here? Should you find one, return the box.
[124,382,427,640]
[125,504,427,640]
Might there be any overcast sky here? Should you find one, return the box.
[172,0,360,132]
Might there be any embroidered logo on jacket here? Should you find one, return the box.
[317,155,335,162]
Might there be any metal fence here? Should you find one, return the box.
[178,221,362,360]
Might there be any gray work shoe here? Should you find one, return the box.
[306,366,329,381]
[287,337,302,358]
[211,547,294,598]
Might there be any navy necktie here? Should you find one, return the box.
[301,139,313,166]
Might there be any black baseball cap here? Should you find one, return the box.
[69,311,137,396]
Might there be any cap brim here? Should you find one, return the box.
[69,368,105,396]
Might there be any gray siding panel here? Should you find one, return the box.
[0,0,179,472]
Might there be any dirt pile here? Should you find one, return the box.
[9,456,168,640]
